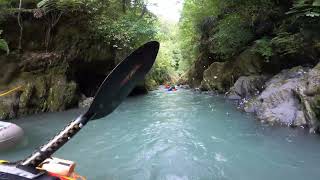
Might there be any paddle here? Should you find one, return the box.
[20,41,159,168]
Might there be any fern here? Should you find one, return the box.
[253,37,274,61]
[287,0,320,18]
[271,33,304,56]
[36,0,83,15]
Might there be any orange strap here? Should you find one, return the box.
[71,172,86,180]
[48,172,86,180]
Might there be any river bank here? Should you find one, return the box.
[179,61,320,133]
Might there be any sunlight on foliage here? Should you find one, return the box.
[148,21,181,85]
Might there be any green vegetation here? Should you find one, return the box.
[90,0,157,49]
[0,0,180,89]
[1,0,317,89]
[0,30,9,54]
[179,0,320,68]
[0,0,157,51]
[147,21,181,85]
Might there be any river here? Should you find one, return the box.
[2,88,320,180]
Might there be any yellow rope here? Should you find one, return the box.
[0,160,8,164]
[0,86,23,97]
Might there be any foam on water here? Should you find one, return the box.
[2,89,320,180]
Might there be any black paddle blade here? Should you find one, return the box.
[84,41,159,121]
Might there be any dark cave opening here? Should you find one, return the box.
[73,64,148,98]
[74,70,107,97]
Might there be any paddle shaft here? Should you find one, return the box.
[19,41,160,168]
[21,115,89,167]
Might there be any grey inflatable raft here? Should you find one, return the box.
[0,121,24,150]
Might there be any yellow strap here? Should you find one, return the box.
[0,160,9,164]
[0,86,23,97]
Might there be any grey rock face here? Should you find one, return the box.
[200,62,227,92]
[227,75,268,100]
[79,97,94,108]
[244,65,320,131]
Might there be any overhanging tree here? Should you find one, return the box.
[34,0,83,51]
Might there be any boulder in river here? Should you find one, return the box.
[244,65,320,131]
[200,62,230,93]
[227,75,268,100]
[185,53,214,88]
[200,45,267,93]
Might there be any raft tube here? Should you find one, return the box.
[0,121,24,151]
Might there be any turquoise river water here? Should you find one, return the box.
[1,89,320,180]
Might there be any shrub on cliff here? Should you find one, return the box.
[0,30,9,54]
[179,0,320,75]
[179,0,278,64]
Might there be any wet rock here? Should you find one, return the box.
[47,76,78,112]
[253,66,307,125]
[0,52,81,120]
[232,47,265,77]
[185,53,214,88]
[0,91,22,120]
[200,62,228,92]
[18,82,35,115]
[199,45,266,93]
[294,110,307,127]
[293,63,320,132]
[79,97,94,108]
[227,75,268,100]
[178,85,190,89]
[244,66,315,127]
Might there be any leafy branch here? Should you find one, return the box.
[0,30,9,55]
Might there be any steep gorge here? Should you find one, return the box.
[179,0,320,132]
[0,1,156,120]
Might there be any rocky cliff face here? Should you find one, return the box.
[0,52,78,119]
[244,64,320,132]
[0,11,151,121]
[183,45,320,132]
[200,46,266,93]
[187,54,320,132]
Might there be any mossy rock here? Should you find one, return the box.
[34,77,48,99]
[311,95,320,121]
[201,62,230,92]
[232,47,265,77]
[187,53,214,88]
[19,82,34,110]
[47,77,78,112]
[0,103,10,120]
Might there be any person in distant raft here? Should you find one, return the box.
[168,85,177,92]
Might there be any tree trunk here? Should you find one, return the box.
[139,5,147,18]
[122,0,127,13]
[17,0,23,52]
[45,26,51,52]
